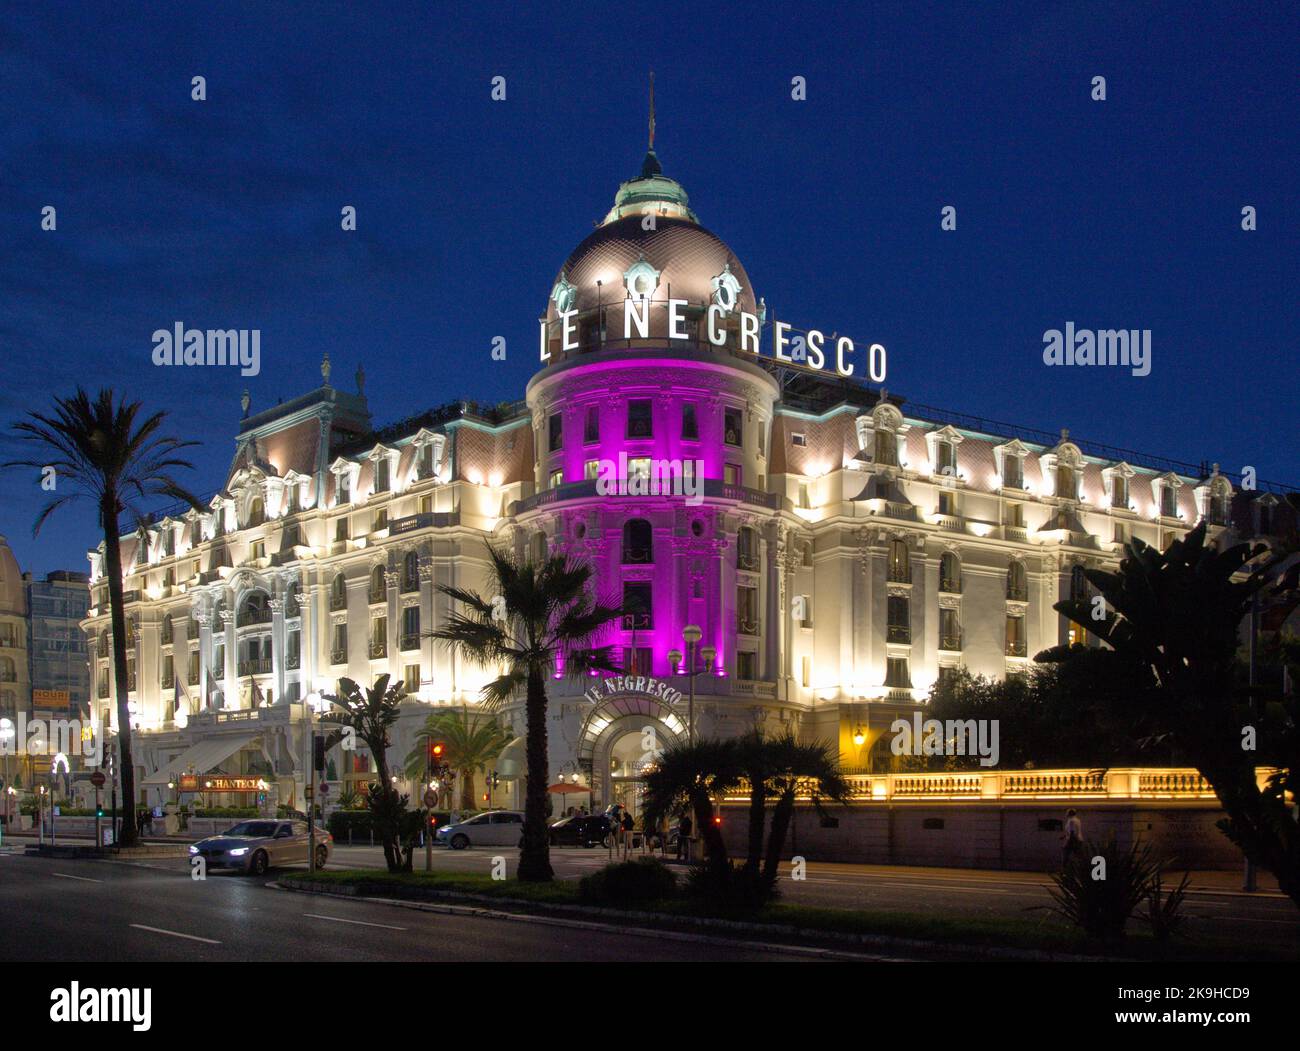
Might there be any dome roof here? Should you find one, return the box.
[546,151,757,323]
[0,536,26,617]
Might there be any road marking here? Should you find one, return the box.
[303,913,407,931]
[52,872,102,883]
[130,923,221,945]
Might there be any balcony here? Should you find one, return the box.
[736,553,760,573]
[0,670,16,683]
[621,547,653,565]
[1006,585,1028,601]
[330,648,347,665]
[939,632,963,652]
[887,566,912,585]
[887,624,911,644]
[188,668,200,686]
[621,613,652,632]
[390,511,460,535]
[161,671,174,688]
[160,630,173,646]
[285,651,300,670]
[401,575,419,594]
[369,640,388,659]
[330,592,347,611]
[238,658,273,676]
[98,681,110,699]
[237,607,273,628]
[213,665,225,680]
[1005,639,1027,658]
[737,618,760,636]
[400,633,420,651]
[368,586,386,605]
[938,578,961,594]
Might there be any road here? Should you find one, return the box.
[0,848,846,962]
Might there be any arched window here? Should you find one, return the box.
[530,531,548,563]
[247,496,265,527]
[1070,565,1088,602]
[286,582,302,617]
[238,591,271,627]
[0,656,15,682]
[622,519,653,564]
[736,527,759,571]
[939,552,961,593]
[887,539,910,583]
[370,564,387,602]
[330,573,347,611]
[1007,561,1027,601]
[161,614,173,644]
[402,550,420,592]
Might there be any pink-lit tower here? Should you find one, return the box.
[517,144,795,804]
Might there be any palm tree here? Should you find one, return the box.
[759,733,850,883]
[1056,521,1300,908]
[404,708,511,810]
[430,545,623,882]
[321,674,411,872]
[641,738,743,875]
[6,389,199,848]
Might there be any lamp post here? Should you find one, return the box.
[668,625,716,747]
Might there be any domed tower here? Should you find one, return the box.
[519,139,789,810]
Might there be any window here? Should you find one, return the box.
[188,650,200,685]
[584,459,600,481]
[681,403,699,441]
[627,458,651,483]
[736,527,759,571]
[402,550,420,592]
[1005,615,1025,656]
[549,469,563,489]
[627,400,652,438]
[884,657,912,689]
[622,582,652,630]
[795,594,812,628]
[330,574,347,610]
[723,407,743,447]
[1070,565,1088,602]
[622,647,653,675]
[724,463,741,486]
[1002,455,1023,490]
[873,429,896,466]
[939,608,961,651]
[737,586,759,635]
[531,532,547,562]
[417,493,432,515]
[374,457,391,494]
[939,552,961,592]
[887,539,910,583]
[286,484,300,514]
[1056,464,1076,501]
[737,651,758,681]
[1113,521,1128,544]
[1007,561,1027,600]
[331,624,348,663]
[800,656,811,688]
[583,406,599,444]
[335,516,350,542]
[1160,484,1177,518]
[370,616,387,658]
[161,614,173,644]
[250,540,266,561]
[622,519,653,564]
[286,630,300,668]
[791,432,806,447]
[1005,502,1024,528]
[548,413,564,451]
[248,498,265,527]
[337,472,351,505]
[161,654,174,688]
[938,491,958,518]
[887,595,910,643]
[373,508,388,532]
[1111,474,1129,509]
[491,812,522,824]
[403,664,420,692]
[370,565,386,602]
[935,440,956,477]
[401,606,420,649]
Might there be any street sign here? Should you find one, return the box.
[319,782,329,795]
[90,771,106,789]
[423,788,437,808]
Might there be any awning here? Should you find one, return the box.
[496,736,525,778]
[142,733,259,786]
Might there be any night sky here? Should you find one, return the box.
[1,1,1295,577]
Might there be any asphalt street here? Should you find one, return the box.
[0,848,840,962]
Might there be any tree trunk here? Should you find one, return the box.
[517,665,553,882]
[101,505,139,848]
[460,769,476,811]
[762,786,796,882]
[371,740,403,873]
[1203,760,1300,909]
[691,787,727,873]
[744,783,767,873]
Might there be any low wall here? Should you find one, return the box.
[719,802,1243,871]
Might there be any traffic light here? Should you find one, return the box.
[313,735,326,772]
[430,741,445,762]
[713,815,722,826]
[96,804,104,818]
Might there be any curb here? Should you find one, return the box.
[272,878,1120,962]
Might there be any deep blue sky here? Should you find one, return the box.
[1,1,1295,577]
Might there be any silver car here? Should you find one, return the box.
[435,810,525,849]
[189,819,332,875]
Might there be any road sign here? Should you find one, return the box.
[319,782,329,795]
[423,788,437,808]
[90,771,106,789]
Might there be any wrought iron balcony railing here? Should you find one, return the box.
[887,624,911,644]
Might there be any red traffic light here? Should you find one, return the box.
[430,742,445,759]
[713,815,722,826]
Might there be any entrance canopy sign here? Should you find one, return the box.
[178,774,262,793]
[583,674,682,708]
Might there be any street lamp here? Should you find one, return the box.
[668,625,716,746]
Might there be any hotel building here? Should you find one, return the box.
[81,144,1279,817]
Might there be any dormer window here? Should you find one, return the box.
[374,457,390,494]
[1160,484,1177,518]
[338,472,351,505]
[1111,473,1128,508]
[873,430,896,466]
[935,440,956,477]
[1056,464,1076,501]
[1003,455,1023,490]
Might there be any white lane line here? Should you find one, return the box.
[130,924,221,945]
[52,872,102,883]
[303,913,407,931]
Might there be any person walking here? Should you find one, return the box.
[675,811,692,862]
[1061,808,1083,869]
[620,809,634,859]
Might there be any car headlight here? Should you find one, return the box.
[229,847,249,856]
[188,845,199,854]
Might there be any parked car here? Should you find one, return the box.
[435,810,525,849]
[189,819,332,875]
[548,814,613,848]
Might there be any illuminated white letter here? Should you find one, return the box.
[561,309,578,352]
[868,343,886,383]
[539,319,550,362]
[668,299,688,340]
[806,329,825,370]
[624,299,650,340]
[740,311,760,354]
[774,321,792,362]
[836,336,855,377]
[706,304,726,346]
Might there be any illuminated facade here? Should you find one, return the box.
[82,144,1262,814]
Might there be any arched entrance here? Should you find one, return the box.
[577,693,685,819]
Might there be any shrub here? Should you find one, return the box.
[1046,835,1161,939]
[683,861,778,915]
[1144,870,1192,941]
[579,858,679,906]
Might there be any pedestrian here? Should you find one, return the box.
[675,811,692,861]
[620,809,635,859]
[1061,808,1083,868]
